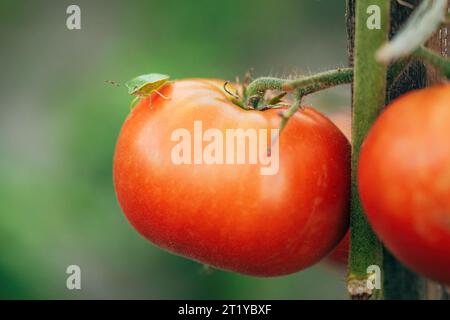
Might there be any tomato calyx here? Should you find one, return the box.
[222,81,248,110]
[228,68,354,137]
[221,73,283,111]
[244,68,353,109]
[220,68,354,139]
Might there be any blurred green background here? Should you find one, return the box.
[0,0,350,299]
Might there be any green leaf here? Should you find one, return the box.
[125,73,170,96]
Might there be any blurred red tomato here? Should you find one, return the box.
[358,84,450,284]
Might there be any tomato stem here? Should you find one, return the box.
[245,68,353,110]
[278,90,303,135]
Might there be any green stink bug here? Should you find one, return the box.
[125,73,170,109]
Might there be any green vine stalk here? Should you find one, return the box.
[347,0,390,300]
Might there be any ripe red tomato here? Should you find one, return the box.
[114,79,350,276]
[358,84,450,284]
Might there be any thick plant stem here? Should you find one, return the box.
[347,0,390,300]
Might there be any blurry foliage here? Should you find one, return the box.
[0,0,349,299]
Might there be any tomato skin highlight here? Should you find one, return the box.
[358,84,450,284]
[114,79,350,276]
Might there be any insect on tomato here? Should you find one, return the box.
[113,77,350,276]
[125,73,170,109]
[358,84,450,284]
